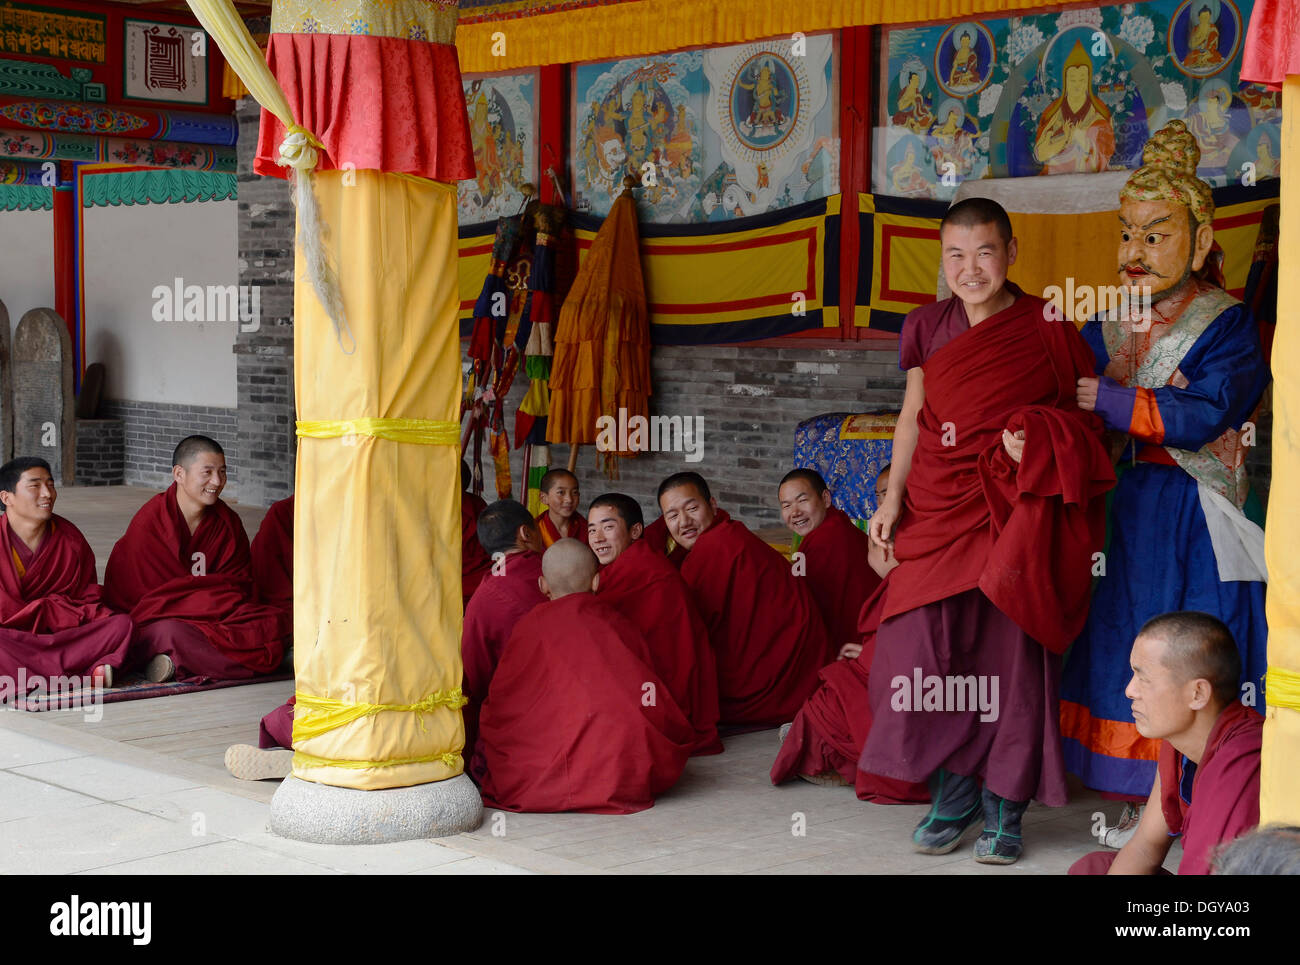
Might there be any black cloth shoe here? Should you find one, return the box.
[912,769,981,854]
[973,787,1029,864]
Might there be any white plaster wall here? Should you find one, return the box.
[0,207,56,333]
[82,199,238,408]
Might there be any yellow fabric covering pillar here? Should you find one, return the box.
[290,171,467,791]
[1261,77,1300,825]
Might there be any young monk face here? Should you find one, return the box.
[658,483,716,550]
[541,476,580,520]
[1,468,56,524]
[778,478,831,537]
[1125,632,1208,741]
[174,448,227,509]
[940,221,1017,311]
[587,504,642,565]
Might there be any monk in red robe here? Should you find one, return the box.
[1071,611,1263,876]
[771,464,927,801]
[0,457,131,695]
[659,471,830,726]
[588,492,722,755]
[477,539,693,813]
[104,436,290,684]
[462,499,545,770]
[461,461,492,607]
[862,198,1114,864]
[779,468,880,656]
[534,468,587,547]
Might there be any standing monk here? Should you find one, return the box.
[105,436,289,684]
[1063,121,1270,836]
[861,197,1114,865]
[588,492,722,755]
[0,457,132,691]
[660,471,830,727]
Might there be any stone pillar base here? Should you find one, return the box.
[270,773,483,844]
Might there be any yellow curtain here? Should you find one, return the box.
[1261,76,1300,825]
[184,2,293,128]
[455,0,1084,73]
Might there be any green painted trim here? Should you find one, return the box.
[0,183,52,211]
[81,168,236,207]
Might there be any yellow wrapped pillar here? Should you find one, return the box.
[1262,76,1300,825]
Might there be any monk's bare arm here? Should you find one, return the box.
[1108,775,1175,875]
[869,367,923,548]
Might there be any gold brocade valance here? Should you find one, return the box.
[454,0,1085,73]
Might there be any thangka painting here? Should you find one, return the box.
[459,71,538,226]
[571,35,837,223]
[875,0,1278,201]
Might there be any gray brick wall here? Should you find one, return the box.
[100,399,239,492]
[74,418,124,485]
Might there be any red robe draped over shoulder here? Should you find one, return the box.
[597,537,722,755]
[799,506,881,651]
[0,515,132,679]
[536,510,588,547]
[461,491,491,607]
[884,293,1114,652]
[104,485,289,674]
[681,509,830,725]
[770,578,927,803]
[478,593,693,814]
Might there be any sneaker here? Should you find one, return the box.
[91,664,114,689]
[798,770,851,787]
[144,654,175,683]
[973,787,1028,865]
[913,769,982,854]
[1100,803,1144,849]
[225,744,293,781]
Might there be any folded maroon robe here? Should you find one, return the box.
[478,592,693,814]
[597,537,722,755]
[461,491,491,608]
[882,293,1113,653]
[681,509,830,726]
[799,506,881,651]
[1070,701,1263,875]
[251,495,294,613]
[771,579,927,803]
[0,515,132,680]
[461,550,546,768]
[104,484,289,678]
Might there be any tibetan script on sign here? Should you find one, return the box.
[124,19,206,106]
[0,3,106,64]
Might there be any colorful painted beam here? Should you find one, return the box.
[0,97,237,144]
[0,127,236,170]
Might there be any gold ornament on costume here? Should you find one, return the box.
[1120,119,1214,227]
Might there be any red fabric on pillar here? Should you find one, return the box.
[799,506,881,651]
[1241,0,1300,88]
[253,34,473,181]
[597,537,722,755]
[681,509,830,726]
[478,593,693,814]
[251,495,294,613]
[104,484,289,677]
[0,516,132,679]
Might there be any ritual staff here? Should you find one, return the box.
[0,457,131,691]
[477,540,693,813]
[778,468,879,656]
[535,469,587,547]
[588,492,722,755]
[771,465,927,801]
[461,499,545,770]
[1065,121,1270,839]
[461,461,491,607]
[862,197,1114,864]
[105,437,289,684]
[1070,612,1262,875]
[659,471,830,726]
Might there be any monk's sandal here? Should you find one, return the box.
[912,769,981,854]
[973,787,1028,865]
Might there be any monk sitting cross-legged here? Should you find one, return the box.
[588,492,722,755]
[104,436,290,684]
[477,539,694,814]
[1070,611,1263,876]
[771,464,928,802]
[461,499,546,771]
[0,456,132,694]
[659,471,830,727]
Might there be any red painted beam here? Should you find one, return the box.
[839,25,871,341]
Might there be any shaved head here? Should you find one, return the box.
[172,435,224,469]
[1140,611,1241,708]
[540,539,600,598]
